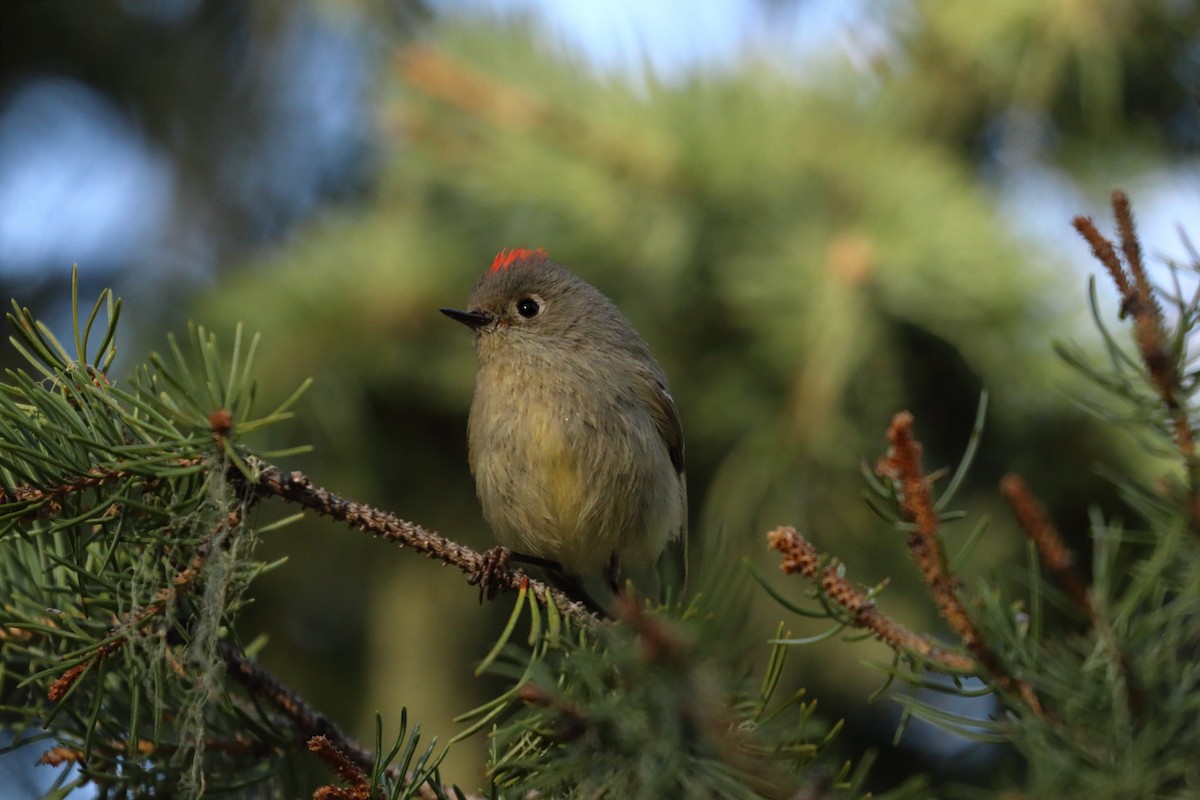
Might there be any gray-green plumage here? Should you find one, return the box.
[442,250,686,597]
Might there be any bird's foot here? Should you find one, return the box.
[469,545,512,603]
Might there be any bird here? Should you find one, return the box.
[441,248,686,611]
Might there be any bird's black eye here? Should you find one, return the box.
[516,297,541,318]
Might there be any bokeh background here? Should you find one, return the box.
[2,0,1199,795]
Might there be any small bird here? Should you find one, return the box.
[442,248,686,609]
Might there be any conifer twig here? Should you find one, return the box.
[46,554,207,702]
[7,462,598,625]
[220,641,377,773]
[1073,190,1200,528]
[999,473,1093,618]
[999,473,1146,722]
[767,526,974,672]
[877,412,1044,716]
[234,464,599,627]
[308,735,372,800]
[0,466,160,520]
[38,735,273,767]
[222,644,474,800]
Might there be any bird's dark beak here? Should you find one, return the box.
[440,307,492,330]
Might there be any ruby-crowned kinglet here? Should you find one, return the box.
[441,248,687,606]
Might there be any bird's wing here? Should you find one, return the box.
[640,370,688,595]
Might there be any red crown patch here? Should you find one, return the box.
[490,247,548,272]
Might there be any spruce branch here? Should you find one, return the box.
[767,526,974,673]
[1,277,470,797]
[877,411,1044,717]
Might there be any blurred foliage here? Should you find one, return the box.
[194,4,1198,786]
[458,586,903,800]
[0,279,482,799]
[766,193,1200,799]
[3,0,1199,794]
[0,278,910,798]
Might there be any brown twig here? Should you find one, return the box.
[999,474,1093,618]
[309,736,372,800]
[0,460,204,521]
[1073,191,1200,528]
[767,526,975,672]
[39,734,274,767]
[47,640,122,702]
[222,644,469,800]
[236,464,599,627]
[46,555,207,702]
[219,641,376,772]
[999,474,1144,721]
[1,467,139,520]
[878,412,1044,716]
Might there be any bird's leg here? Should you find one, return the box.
[542,569,608,617]
[604,551,621,595]
[604,553,646,609]
[507,551,564,571]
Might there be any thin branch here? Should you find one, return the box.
[236,464,599,627]
[0,460,205,522]
[47,554,207,702]
[0,467,148,520]
[220,641,376,772]
[39,734,276,767]
[767,526,975,672]
[999,473,1144,722]
[7,461,598,626]
[1074,191,1200,529]
[222,644,476,800]
[999,473,1093,618]
[878,412,1044,717]
[308,736,372,800]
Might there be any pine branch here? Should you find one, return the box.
[219,642,374,771]
[877,411,1044,717]
[999,473,1093,618]
[1073,190,1200,530]
[767,526,975,673]
[232,463,600,628]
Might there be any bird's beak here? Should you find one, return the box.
[440,307,492,330]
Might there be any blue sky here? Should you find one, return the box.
[441,0,880,77]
